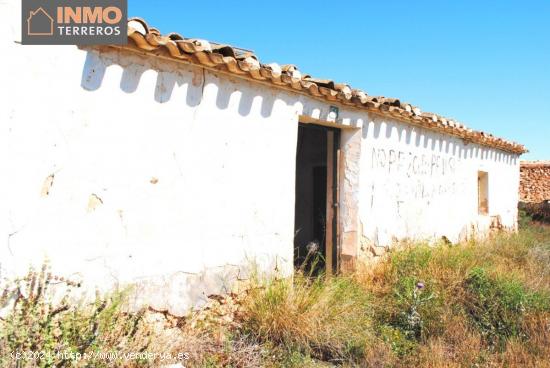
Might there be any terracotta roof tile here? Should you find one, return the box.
[122,18,526,154]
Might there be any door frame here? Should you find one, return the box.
[297,122,341,275]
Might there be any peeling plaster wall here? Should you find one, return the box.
[0,1,365,312]
[1,0,521,312]
[338,128,362,270]
[1,12,306,314]
[358,114,520,259]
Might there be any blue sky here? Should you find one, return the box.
[129,1,549,160]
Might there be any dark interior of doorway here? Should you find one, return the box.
[294,123,339,274]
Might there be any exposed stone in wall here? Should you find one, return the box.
[519,161,550,203]
[87,193,103,212]
[358,234,388,264]
[129,264,249,316]
[40,174,55,197]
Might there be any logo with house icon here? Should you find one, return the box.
[22,0,128,45]
[27,7,54,36]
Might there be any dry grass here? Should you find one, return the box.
[2,220,550,367]
[238,220,550,367]
[240,273,374,364]
[356,221,550,368]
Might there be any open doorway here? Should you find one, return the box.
[294,123,340,275]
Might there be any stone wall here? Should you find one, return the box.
[519,161,550,203]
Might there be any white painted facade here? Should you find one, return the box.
[1,1,520,315]
[359,115,520,258]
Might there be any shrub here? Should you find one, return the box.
[464,266,550,349]
[378,324,417,357]
[365,222,550,364]
[390,276,439,341]
[0,263,148,368]
[372,245,445,346]
[519,201,550,224]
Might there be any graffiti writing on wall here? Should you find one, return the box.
[371,148,458,177]
[368,147,466,214]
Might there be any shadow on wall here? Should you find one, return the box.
[80,50,283,118]
[365,118,516,165]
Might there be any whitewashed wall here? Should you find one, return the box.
[358,114,520,257]
[1,2,304,314]
[1,0,521,313]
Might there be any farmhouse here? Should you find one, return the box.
[2,14,526,315]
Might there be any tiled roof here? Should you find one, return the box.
[122,18,526,154]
